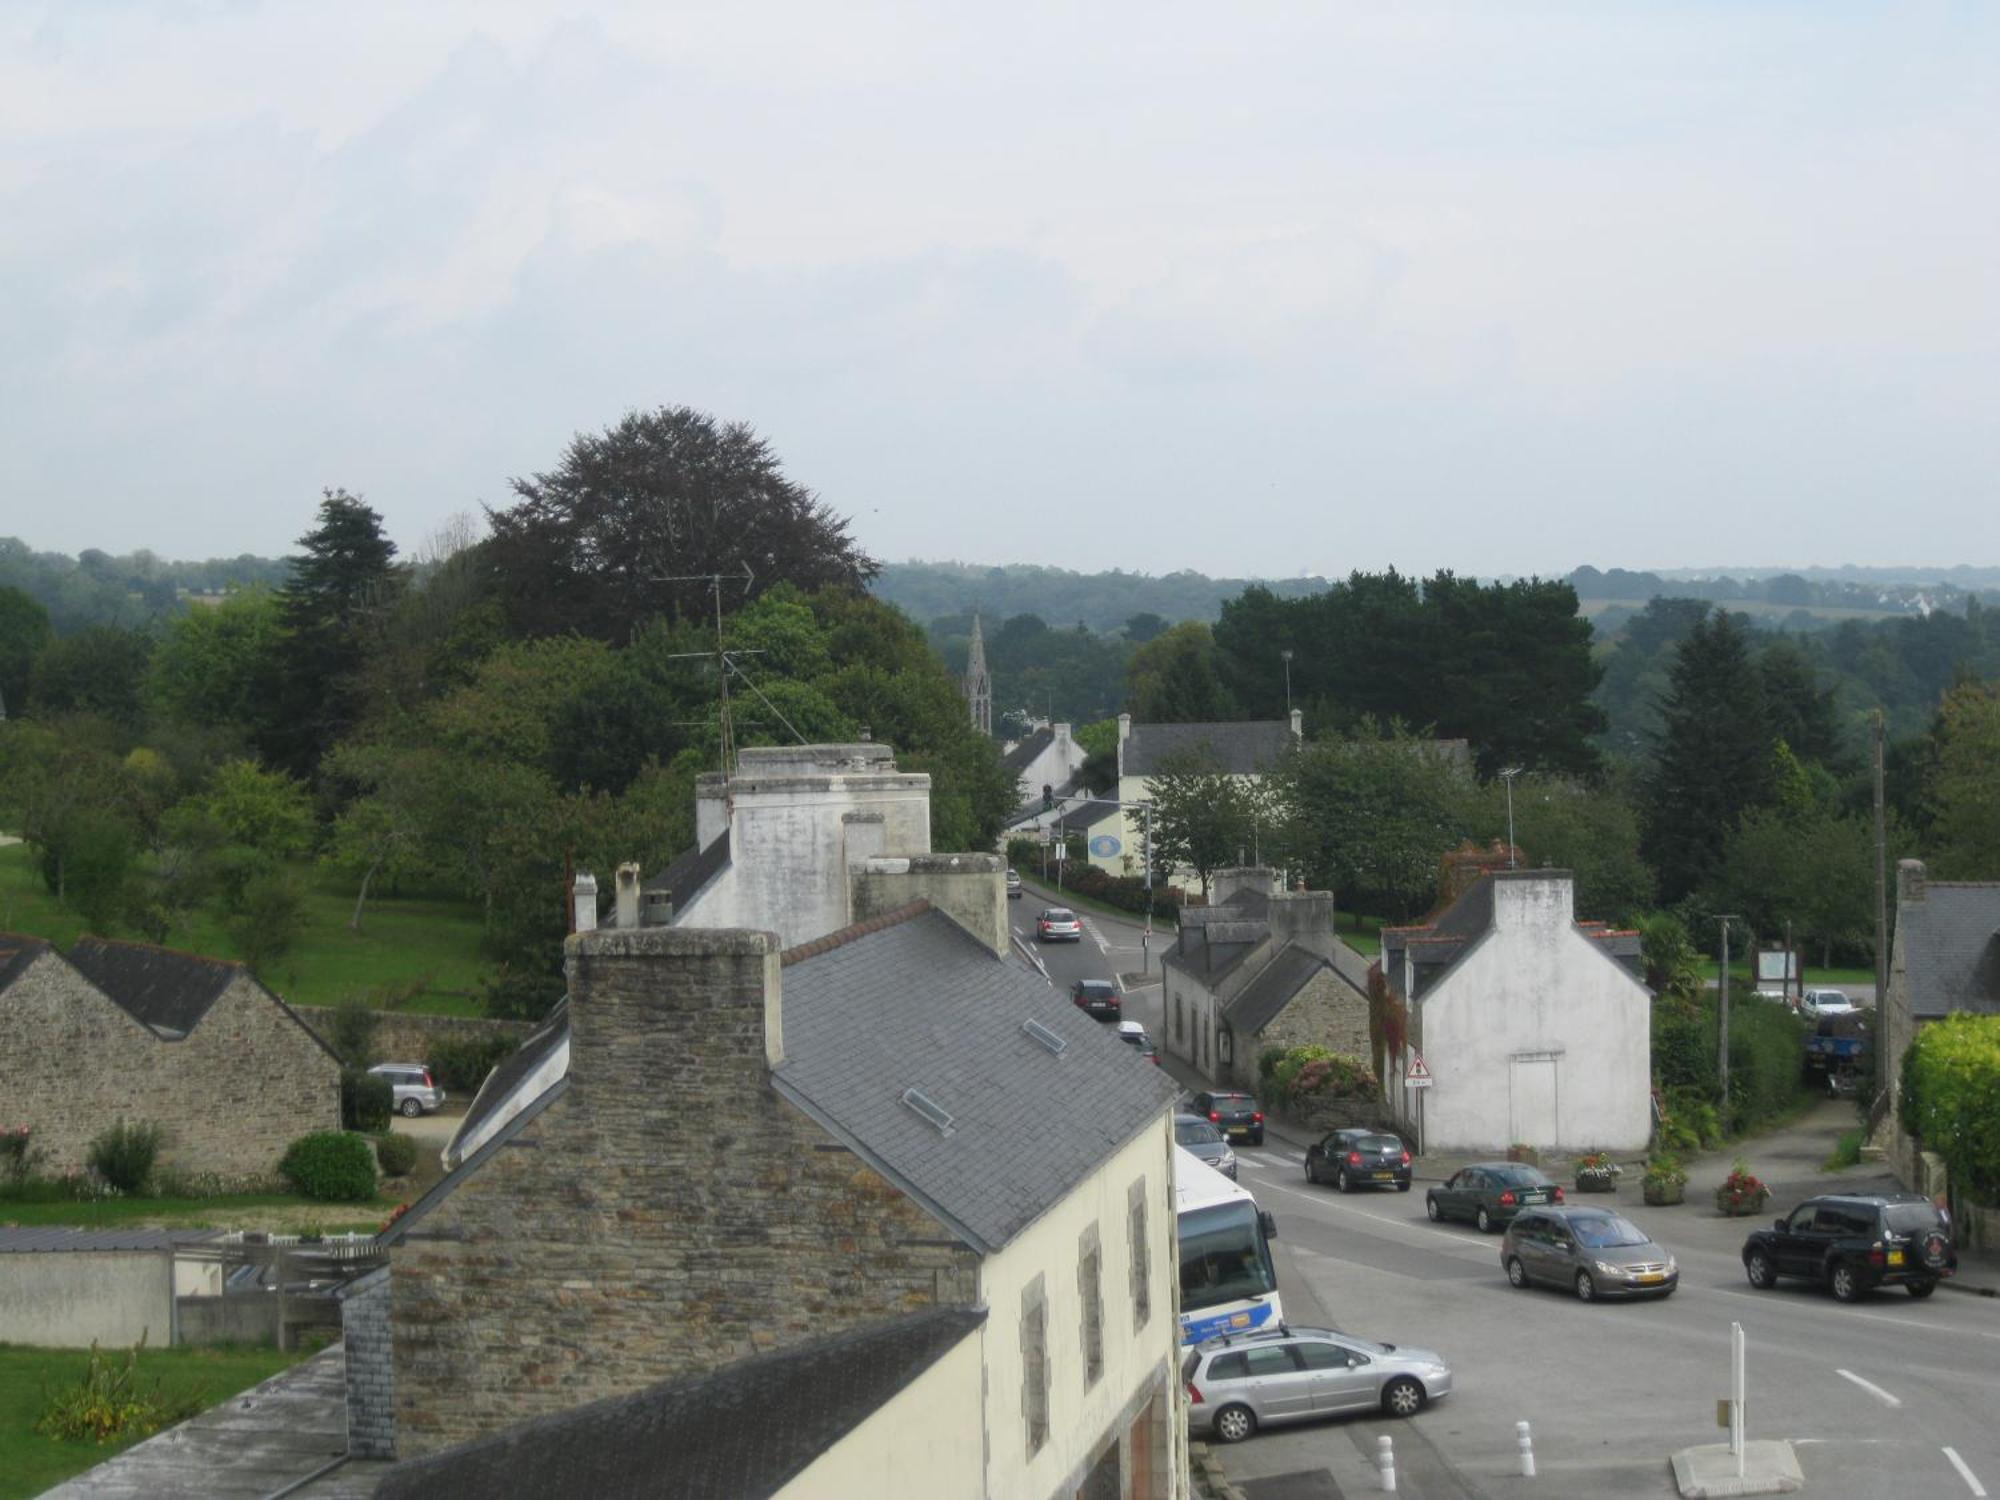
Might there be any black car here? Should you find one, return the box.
[1305,1129,1412,1193]
[1741,1193,1957,1301]
[1071,979,1121,1021]
[1426,1163,1563,1232]
[1191,1091,1265,1146]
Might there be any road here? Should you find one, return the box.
[1013,875,2000,1500]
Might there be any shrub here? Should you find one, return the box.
[1643,1154,1688,1189]
[1,1123,42,1186]
[279,1131,378,1202]
[428,1034,519,1094]
[35,1333,202,1445]
[88,1121,163,1195]
[341,1070,393,1132]
[1901,1013,2000,1201]
[1263,1044,1377,1107]
[374,1132,418,1178]
[1255,1047,1288,1084]
[327,996,380,1070]
[478,965,565,1023]
[1725,1000,1811,1131]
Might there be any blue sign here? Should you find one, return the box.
[1088,834,1123,858]
[1182,1300,1276,1345]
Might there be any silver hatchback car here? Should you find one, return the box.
[369,1062,447,1118]
[1183,1325,1452,1443]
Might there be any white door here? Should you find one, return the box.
[1510,1057,1559,1146]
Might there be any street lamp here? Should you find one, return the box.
[1280,649,1294,714]
[1498,766,1523,869]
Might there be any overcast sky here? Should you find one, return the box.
[2,2,1993,578]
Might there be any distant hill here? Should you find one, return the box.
[871,561,1331,635]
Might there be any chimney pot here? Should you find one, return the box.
[573,872,599,933]
[1898,858,1927,905]
[1289,707,1303,737]
[615,863,642,930]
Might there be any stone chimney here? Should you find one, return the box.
[1491,870,1574,930]
[1289,707,1303,738]
[1267,886,1340,962]
[851,854,1008,959]
[1117,713,1131,778]
[565,926,786,1089]
[1898,859,1927,905]
[572,872,598,934]
[1210,867,1278,908]
[615,863,642,931]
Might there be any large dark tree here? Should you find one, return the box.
[1757,636,1846,770]
[484,406,879,642]
[0,585,52,714]
[1641,611,1774,903]
[272,489,400,773]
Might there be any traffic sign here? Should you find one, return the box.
[1404,1054,1434,1090]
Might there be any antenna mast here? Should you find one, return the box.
[649,561,756,776]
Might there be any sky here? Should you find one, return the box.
[2,2,1994,578]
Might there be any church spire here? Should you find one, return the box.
[963,611,992,736]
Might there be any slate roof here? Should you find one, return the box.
[1380,871,1644,999]
[642,830,732,912]
[1164,904,1271,984]
[0,931,50,990]
[1050,798,1118,836]
[1001,727,1055,772]
[1224,943,1334,1036]
[447,1000,568,1163]
[1899,884,2000,1019]
[64,936,242,1036]
[370,1309,986,1500]
[0,1227,223,1254]
[1122,719,1296,777]
[774,908,1179,1254]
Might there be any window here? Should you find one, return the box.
[1206,1351,1249,1382]
[1020,1277,1049,1456]
[1242,1347,1298,1377]
[1128,1179,1151,1329]
[1079,1226,1104,1388]
[1295,1341,1355,1370]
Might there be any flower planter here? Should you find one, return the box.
[1714,1190,1769,1217]
[1574,1169,1618,1193]
[1643,1180,1686,1206]
[1506,1145,1540,1166]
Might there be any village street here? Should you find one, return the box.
[1016,877,2000,1500]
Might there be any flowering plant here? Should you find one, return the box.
[1575,1151,1615,1172]
[1642,1154,1688,1189]
[1715,1158,1769,1215]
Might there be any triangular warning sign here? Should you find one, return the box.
[1406,1055,1433,1081]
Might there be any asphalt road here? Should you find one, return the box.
[1012,875,2000,1500]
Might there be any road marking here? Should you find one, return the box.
[1835,1369,1902,1408]
[1709,1286,2000,1344]
[1946,1449,1988,1497]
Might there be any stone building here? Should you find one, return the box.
[963,610,993,735]
[1378,871,1650,1153]
[1159,869,1371,1090]
[0,933,341,1185]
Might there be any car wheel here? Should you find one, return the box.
[1908,1280,1937,1299]
[1506,1256,1530,1289]
[1745,1251,1776,1289]
[1335,1168,1351,1194]
[1304,1158,1317,1184]
[1382,1377,1426,1418]
[1830,1262,1862,1302]
[1476,1206,1494,1234]
[1425,1196,1442,1223]
[1574,1271,1597,1303]
[1213,1404,1257,1444]
[399,1098,422,1117]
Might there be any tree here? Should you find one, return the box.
[1642,611,1775,904]
[1143,746,1261,901]
[0,585,52,715]
[1924,678,2000,879]
[1126,622,1236,723]
[27,626,153,727]
[1757,636,1846,771]
[273,489,401,773]
[1718,804,1878,966]
[0,716,129,905]
[484,406,878,642]
[1466,769,1654,921]
[1123,612,1170,644]
[149,589,286,741]
[199,759,316,859]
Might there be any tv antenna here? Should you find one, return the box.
[649,561,757,775]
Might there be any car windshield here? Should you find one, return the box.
[1077,982,1115,996]
[1570,1214,1650,1249]
[1491,1165,1552,1187]
[1352,1135,1402,1152]
[1177,1121,1224,1146]
[1211,1095,1253,1109]
[1884,1204,1945,1235]
[1043,910,1076,922]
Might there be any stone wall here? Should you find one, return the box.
[1239,968,1371,1089]
[290,1006,532,1069]
[0,952,341,1185]
[389,926,981,1457]
[341,1269,395,1459]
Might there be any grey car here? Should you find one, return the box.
[1501,1206,1678,1301]
[1175,1114,1238,1180]
[1183,1325,1453,1443]
[369,1062,447,1118]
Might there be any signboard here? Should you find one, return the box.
[1088,834,1122,858]
[1756,949,1798,983]
[1404,1054,1434,1090]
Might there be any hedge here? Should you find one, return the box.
[279,1132,378,1202]
[427,1035,519,1094]
[1651,994,1811,1133]
[1901,1013,2000,1202]
[375,1132,419,1178]
[341,1070,393,1132]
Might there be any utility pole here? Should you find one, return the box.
[1281,649,1294,715]
[1499,767,1524,869]
[1717,914,1739,1126]
[1872,709,1888,1016]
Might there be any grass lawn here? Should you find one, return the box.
[0,1342,309,1500]
[1335,911,1384,957]
[0,842,493,1015]
[0,1192,392,1235]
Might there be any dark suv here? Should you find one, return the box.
[1071,979,1121,1020]
[1305,1129,1411,1193]
[1192,1091,1265,1146]
[1741,1193,1956,1301]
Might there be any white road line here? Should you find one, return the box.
[1945,1448,1988,1497]
[1947,1449,1989,1497]
[1835,1369,1903,1408]
[1708,1287,2000,1345]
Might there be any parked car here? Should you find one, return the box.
[1071,978,1121,1020]
[1190,1090,1265,1145]
[1116,1020,1161,1064]
[1305,1129,1412,1193]
[1036,907,1083,943]
[1501,1206,1677,1301]
[1802,988,1858,1020]
[368,1062,447,1118]
[1182,1324,1452,1443]
[1175,1114,1238,1179]
[1742,1193,1956,1301]
[1006,869,1023,900]
[1426,1163,1562,1232]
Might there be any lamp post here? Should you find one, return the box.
[1717,914,1740,1126]
[1280,649,1294,714]
[1499,766,1524,868]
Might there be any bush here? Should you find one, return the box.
[1263,1044,1377,1107]
[374,1132,418,1178]
[341,1069,393,1132]
[279,1132,378,1202]
[1051,863,1185,921]
[1725,1000,1811,1131]
[428,1034,519,1093]
[1901,1013,2000,1201]
[35,1333,201,1445]
[327,996,380,1070]
[478,964,565,1023]
[88,1121,163,1195]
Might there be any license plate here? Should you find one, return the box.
[1637,1272,1665,1284]
[1374,1171,1394,1180]
[1226,1126,1249,1138]
[1524,1191,1547,1203]
[1887,1250,1905,1266]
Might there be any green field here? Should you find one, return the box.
[0,1190,391,1235]
[0,842,492,1015]
[0,1343,308,1500]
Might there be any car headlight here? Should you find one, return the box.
[1666,1255,1677,1273]
[1595,1260,1623,1277]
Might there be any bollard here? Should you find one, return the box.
[1377,1433,1397,1492]
[1517,1419,1537,1477]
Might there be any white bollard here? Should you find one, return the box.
[1517,1420,1537,1478]
[1377,1433,1397,1492]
